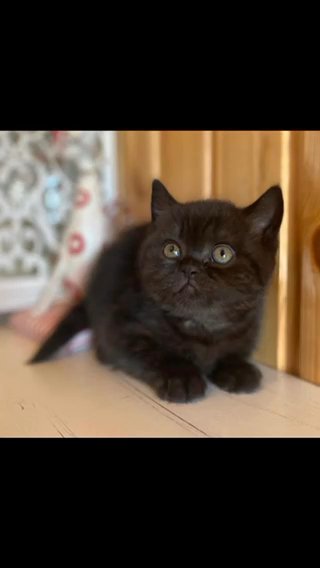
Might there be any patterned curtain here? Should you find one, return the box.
[0,131,118,312]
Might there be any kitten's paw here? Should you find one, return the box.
[157,374,206,403]
[209,360,262,394]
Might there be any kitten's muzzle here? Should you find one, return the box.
[181,264,199,279]
[176,265,200,294]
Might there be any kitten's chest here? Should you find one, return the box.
[177,314,258,373]
[189,341,220,373]
[173,317,226,373]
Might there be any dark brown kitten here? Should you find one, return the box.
[30,180,283,403]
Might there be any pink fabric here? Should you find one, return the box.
[9,303,71,342]
[8,155,134,356]
[9,303,93,357]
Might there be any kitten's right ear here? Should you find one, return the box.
[151,179,177,221]
[244,185,284,240]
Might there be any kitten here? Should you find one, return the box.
[30,180,283,403]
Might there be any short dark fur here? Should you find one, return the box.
[30,180,284,403]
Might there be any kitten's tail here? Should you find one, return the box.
[28,302,89,364]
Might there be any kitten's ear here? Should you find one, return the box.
[151,179,177,221]
[244,185,284,239]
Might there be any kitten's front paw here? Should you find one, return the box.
[157,374,206,403]
[209,360,262,394]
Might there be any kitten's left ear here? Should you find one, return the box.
[244,185,284,239]
[151,179,177,221]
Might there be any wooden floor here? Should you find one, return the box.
[1,326,320,437]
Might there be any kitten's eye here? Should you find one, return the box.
[163,242,181,259]
[212,244,235,265]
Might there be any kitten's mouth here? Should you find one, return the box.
[175,281,198,295]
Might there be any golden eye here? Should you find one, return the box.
[212,244,235,265]
[163,242,181,259]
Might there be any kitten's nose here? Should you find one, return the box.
[182,265,199,279]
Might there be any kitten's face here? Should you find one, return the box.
[139,181,283,317]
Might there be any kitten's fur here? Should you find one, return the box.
[30,180,283,403]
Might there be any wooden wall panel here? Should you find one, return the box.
[117,131,161,222]
[298,131,320,384]
[276,131,301,376]
[118,131,213,221]
[160,131,209,201]
[213,131,282,203]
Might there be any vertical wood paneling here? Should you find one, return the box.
[277,131,301,375]
[298,131,320,384]
[214,131,260,203]
[160,131,207,201]
[213,131,281,202]
[117,131,161,222]
[202,131,214,199]
[118,131,211,218]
